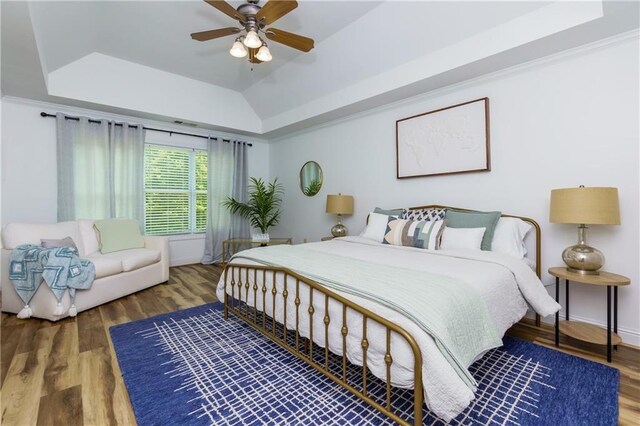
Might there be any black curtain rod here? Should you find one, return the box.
[40,112,252,146]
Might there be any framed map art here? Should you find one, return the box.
[396,97,490,179]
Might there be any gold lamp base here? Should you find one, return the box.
[562,225,605,275]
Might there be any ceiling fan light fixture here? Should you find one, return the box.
[229,38,248,57]
[255,44,272,62]
[243,29,262,48]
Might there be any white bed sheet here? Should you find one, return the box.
[216,237,551,421]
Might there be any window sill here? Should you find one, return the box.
[167,233,206,242]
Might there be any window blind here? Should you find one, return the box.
[144,144,207,235]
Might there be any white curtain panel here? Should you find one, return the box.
[201,139,249,264]
[56,113,144,223]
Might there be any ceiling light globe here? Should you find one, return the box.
[256,45,272,62]
[229,40,247,58]
[243,30,262,48]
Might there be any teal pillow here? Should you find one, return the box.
[94,219,144,254]
[444,209,501,251]
[373,207,403,217]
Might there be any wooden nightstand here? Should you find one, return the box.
[549,267,630,362]
[321,236,335,241]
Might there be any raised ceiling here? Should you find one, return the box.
[2,1,639,138]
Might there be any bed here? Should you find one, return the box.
[215,205,560,424]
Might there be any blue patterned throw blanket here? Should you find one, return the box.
[9,244,95,319]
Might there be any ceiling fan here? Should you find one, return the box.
[191,0,315,64]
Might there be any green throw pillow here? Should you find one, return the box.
[373,207,403,217]
[444,209,501,251]
[94,219,144,254]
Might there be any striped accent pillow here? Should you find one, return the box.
[383,218,443,250]
[414,220,444,250]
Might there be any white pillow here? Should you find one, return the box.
[491,217,533,259]
[439,226,486,251]
[360,212,396,242]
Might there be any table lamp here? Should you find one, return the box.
[326,194,354,237]
[549,186,620,275]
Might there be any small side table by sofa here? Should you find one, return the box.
[221,237,292,265]
[548,267,630,362]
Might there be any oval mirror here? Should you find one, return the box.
[299,161,323,197]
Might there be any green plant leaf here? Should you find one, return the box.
[223,177,284,233]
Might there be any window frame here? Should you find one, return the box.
[144,143,207,236]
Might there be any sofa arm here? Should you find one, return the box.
[144,236,170,282]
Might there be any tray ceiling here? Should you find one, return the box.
[2,1,638,138]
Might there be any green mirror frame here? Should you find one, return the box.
[299,161,323,197]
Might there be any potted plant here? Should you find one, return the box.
[223,177,284,242]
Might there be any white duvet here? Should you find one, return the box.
[216,236,559,421]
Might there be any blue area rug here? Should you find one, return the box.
[110,302,619,425]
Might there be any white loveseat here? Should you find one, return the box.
[1,219,169,321]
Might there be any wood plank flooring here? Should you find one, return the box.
[2,264,639,425]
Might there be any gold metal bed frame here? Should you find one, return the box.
[221,205,542,425]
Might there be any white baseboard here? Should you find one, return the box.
[170,256,202,267]
[529,311,640,348]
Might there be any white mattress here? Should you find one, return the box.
[216,236,557,421]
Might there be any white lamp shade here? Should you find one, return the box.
[229,40,248,58]
[255,45,272,62]
[243,30,262,48]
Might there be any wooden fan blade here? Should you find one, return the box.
[256,0,298,26]
[204,0,244,22]
[265,27,314,52]
[248,47,263,64]
[191,27,241,41]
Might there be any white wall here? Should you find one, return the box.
[0,97,270,266]
[268,35,640,345]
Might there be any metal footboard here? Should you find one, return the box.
[223,263,424,426]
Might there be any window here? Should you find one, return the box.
[144,144,207,235]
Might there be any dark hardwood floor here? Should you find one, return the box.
[1,264,638,425]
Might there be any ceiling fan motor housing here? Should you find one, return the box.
[237,2,264,32]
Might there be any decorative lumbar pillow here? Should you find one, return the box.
[373,207,403,217]
[439,226,486,251]
[360,212,395,242]
[402,208,445,222]
[444,209,501,251]
[383,218,416,246]
[491,217,533,259]
[41,236,78,250]
[93,219,144,254]
[413,220,443,250]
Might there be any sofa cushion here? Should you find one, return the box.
[78,219,100,256]
[41,237,78,250]
[94,219,144,254]
[85,254,124,279]
[2,221,85,254]
[102,248,161,272]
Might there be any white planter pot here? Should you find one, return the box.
[252,233,270,243]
